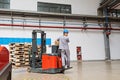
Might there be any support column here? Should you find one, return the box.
[103,8,111,60]
[103,31,111,60]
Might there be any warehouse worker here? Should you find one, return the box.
[57,29,70,68]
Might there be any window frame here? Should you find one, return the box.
[37,2,71,14]
[0,0,10,9]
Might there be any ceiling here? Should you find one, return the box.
[114,3,120,9]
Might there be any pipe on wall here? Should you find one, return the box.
[0,23,120,31]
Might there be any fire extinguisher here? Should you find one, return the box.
[76,47,82,60]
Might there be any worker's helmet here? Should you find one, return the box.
[63,29,69,33]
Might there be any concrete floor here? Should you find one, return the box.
[12,61,120,80]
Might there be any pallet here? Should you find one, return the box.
[24,44,31,48]
[24,62,29,66]
[12,62,28,67]
[24,51,29,55]
[38,49,41,52]
[14,58,23,62]
[10,53,14,56]
[14,47,24,51]
[14,55,23,58]
[23,55,29,58]
[9,43,15,46]
[10,59,14,62]
[24,48,30,51]
[9,42,41,67]
[9,49,14,53]
[10,55,13,58]
[14,63,21,67]
[14,43,24,47]
[14,51,24,55]
[9,47,14,50]
[25,59,29,62]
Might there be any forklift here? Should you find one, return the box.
[28,30,64,73]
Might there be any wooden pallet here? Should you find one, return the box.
[10,55,14,58]
[14,63,21,67]
[9,50,14,53]
[14,43,24,46]
[24,43,31,48]
[9,46,14,50]
[24,52,29,55]
[14,55,23,58]
[13,47,24,51]
[9,49,14,52]
[24,48,30,51]
[9,42,42,67]
[14,51,24,55]
[24,62,29,66]
[10,58,14,62]
[9,43,15,46]
[24,59,29,62]
[10,53,14,56]
[14,58,24,62]
[23,55,29,58]
[38,49,41,52]
[13,62,26,67]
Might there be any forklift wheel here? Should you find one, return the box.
[62,70,65,74]
[27,67,31,72]
[60,69,65,74]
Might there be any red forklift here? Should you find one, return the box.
[0,46,12,80]
[28,30,65,73]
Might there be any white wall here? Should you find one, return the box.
[110,31,120,60]
[0,16,105,60]
[11,0,101,15]
[10,0,37,11]
[1,18,120,61]
[0,26,106,61]
[69,30,105,60]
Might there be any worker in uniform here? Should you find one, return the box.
[57,29,70,68]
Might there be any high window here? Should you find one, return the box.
[37,2,71,14]
[0,0,10,9]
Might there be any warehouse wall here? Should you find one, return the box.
[11,0,101,15]
[1,17,119,61]
[110,31,120,60]
[0,26,106,61]
[68,30,105,60]
[0,21,120,61]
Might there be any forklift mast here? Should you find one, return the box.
[31,30,46,68]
